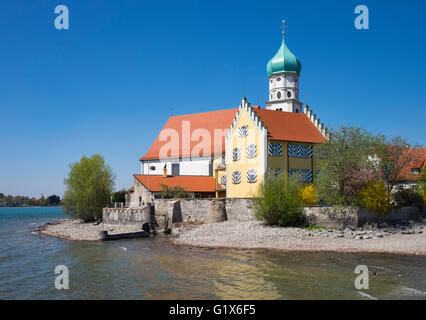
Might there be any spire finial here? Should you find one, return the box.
[281,19,286,37]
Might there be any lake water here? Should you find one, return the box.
[0,207,425,300]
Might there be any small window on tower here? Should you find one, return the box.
[277,77,281,82]
[287,91,291,98]
[270,80,272,84]
[277,91,281,99]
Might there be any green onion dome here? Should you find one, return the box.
[266,34,302,76]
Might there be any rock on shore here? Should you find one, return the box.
[173,220,426,256]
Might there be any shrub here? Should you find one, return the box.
[160,184,190,198]
[298,184,318,205]
[359,181,393,215]
[254,175,303,227]
[394,188,424,207]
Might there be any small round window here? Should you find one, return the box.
[277,77,281,82]
[277,91,281,99]
[287,91,291,98]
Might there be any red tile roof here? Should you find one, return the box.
[395,147,426,182]
[253,108,325,143]
[141,108,238,160]
[140,106,325,160]
[134,174,216,192]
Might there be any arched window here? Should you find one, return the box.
[277,91,281,99]
[287,91,291,98]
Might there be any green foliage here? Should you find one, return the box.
[254,175,303,227]
[26,198,39,206]
[160,184,190,198]
[304,225,326,231]
[359,181,394,215]
[46,195,61,206]
[316,126,381,206]
[111,189,126,204]
[38,195,46,207]
[63,154,115,222]
[421,166,426,182]
[394,188,424,207]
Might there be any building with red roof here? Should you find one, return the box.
[126,26,329,204]
[393,147,426,189]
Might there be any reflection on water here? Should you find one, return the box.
[0,207,425,300]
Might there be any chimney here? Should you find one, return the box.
[163,164,167,178]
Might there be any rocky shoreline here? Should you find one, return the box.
[172,220,426,256]
[37,219,426,256]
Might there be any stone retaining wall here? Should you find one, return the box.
[103,199,424,230]
[102,206,152,227]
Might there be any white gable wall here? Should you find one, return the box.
[141,156,216,176]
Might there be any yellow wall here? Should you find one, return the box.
[226,111,264,198]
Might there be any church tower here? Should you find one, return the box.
[266,21,303,113]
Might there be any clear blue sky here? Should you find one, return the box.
[1,0,425,198]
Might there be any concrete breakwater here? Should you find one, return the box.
[102,198,424,231]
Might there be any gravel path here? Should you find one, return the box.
[37,219,142,241]
[172,220,426,256]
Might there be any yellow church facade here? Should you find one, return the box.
[224,98,325,198]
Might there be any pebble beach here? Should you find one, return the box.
[38,218,426,255]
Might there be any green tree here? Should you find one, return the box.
[39,195,46,207]
[26,198,39,206]
[111,189,126,205]
[316,126,380,206]
[160,184,190,198]
[63,154,115,222]
[47,195,61,206]
[254,175,303,227]
[420,166,426,183]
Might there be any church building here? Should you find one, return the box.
[127,24,327,206]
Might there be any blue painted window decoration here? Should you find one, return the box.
[288,144,312,158]
[288,169,313,182]
[268,143,282,156]
[288,144,298,157]
[238,125,249,138]
[232,147,241,161]
[268,168,283,177]
[247,169,257,183]
[220,175,227,185]
[246,144,257,159]
[231,171,241,184]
